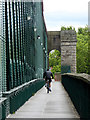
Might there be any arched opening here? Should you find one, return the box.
[49,49,61,78]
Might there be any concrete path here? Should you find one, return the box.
[7,80,79,118]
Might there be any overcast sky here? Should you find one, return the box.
[43,0,89,31]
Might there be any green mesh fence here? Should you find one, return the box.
[0,2,47,119]
[0,2,47,92]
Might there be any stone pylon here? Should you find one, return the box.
[61,30,77,73]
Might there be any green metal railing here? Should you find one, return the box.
[0,1,47,120]
[9,79,45,114]
[0,1,47,92]
[62,73,90,119]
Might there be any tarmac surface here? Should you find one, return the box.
[7,80,80,118]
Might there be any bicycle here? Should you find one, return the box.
[46,79,51,93]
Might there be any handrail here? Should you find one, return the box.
[3,78,44,95]
[62,73,90,84]
[62,73,90,119]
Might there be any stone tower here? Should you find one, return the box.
[47,30,77,73]
[61,30,77,73]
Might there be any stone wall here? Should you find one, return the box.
[47,30,77,73]
[61,30,77,73]
[47,31,61,53]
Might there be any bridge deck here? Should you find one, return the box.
[7,80,80,118]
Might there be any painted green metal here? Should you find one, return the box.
[0,1,6,97]
[0,98,8,120]
[0,1,47,120]
[9,79,45,114]
[0,1,47,92]
[61,65,71,74]
[62,74,90,119]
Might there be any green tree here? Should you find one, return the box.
[61,26,66,31]
[49,50,61,76]
[76,26,88,73]
[78,26,88,35]
[61,26,75,31]
[88,32,90,74]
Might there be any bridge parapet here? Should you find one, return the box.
[62,73,90,119]
[1,79,45,120]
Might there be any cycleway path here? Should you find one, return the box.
[7,80,80,118]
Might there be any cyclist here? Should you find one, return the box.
[43,68,53,93]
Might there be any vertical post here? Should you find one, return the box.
[0,1,6,119]
[45,33,48,71]
[0,1,2,98]
[61,30,77,73]
[2,2,6,92]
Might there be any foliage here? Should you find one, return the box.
[49,50,61,77]
[88,32,90,74]
[78,26,88,35]
[76,26,88,73]
[61,26,75,31]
